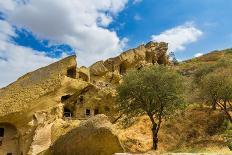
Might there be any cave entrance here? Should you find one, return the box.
[85,109,91,116]
[63,107,73,118]
[94,109,99,115]
[61,95,71,103]
[119,63,126,75]
[67,67,76,78]
[0,123,19,155]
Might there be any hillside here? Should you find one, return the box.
[178,48,232,76]
[0,43,232,154]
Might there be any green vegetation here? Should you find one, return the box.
[116,65,185,150]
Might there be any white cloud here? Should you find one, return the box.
[0,0,129,87]
[194,53,203,57]
[3,0,128,66]
[134,14,142,21]
[151,22,203,53]
[0,20,57,88]
[132,0,143,5]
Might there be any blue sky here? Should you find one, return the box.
[0,0,232,87]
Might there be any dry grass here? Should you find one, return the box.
[116,106,231,154]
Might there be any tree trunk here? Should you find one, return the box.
[220,100,232,123]
[151,125,158,150]
[148,114,161,150]
[224,109,232,123]
[212,100,216,110]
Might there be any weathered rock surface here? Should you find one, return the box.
[0,41,169,154]
[51,114,124,155]
[89,42,168,84]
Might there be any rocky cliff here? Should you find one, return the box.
[0,41,168,155]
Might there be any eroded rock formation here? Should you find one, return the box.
[0,41,168,155]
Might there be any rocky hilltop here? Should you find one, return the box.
[0,41,168,155]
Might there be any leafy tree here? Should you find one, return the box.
[199,68,232,122]
[116,65,185,150]
[193,58,232,109]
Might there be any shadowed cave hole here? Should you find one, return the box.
[85,109,90,116]
[119,63,126,75]
[61,95,71,103]
[63,107,73,118]
[0,128,4,137]
[94,108,99,115]
[67,67,76,78]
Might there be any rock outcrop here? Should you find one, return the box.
[51,114,124,155]
[0,41,169,155]
[89,42,168,84]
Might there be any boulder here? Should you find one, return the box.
[51,114,124,155]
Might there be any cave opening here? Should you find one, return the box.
[85,109,91,116]
[119,63,126,75]
[67,67,76,78]
[61,95,71,103]
[94,109,99,115]
[63,107,73,118]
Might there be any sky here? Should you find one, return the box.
[0,0,232,88]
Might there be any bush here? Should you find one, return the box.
[228,142,232,150]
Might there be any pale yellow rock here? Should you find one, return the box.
[51,114,124,155]
[0,41,169,155]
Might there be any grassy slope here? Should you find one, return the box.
[118,49,232,154]
[178,48,232,76]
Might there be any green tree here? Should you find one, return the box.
[116,65,185,150]
[199,68,232,122]
[193,58,232,110]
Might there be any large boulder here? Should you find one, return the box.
[51,114,124,155]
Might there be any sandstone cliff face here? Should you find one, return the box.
[0,41,169,155]
[0,55,89,154]
[51,115,124,155]
[89,42,168,84]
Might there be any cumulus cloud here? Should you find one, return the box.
[0,20,57,88]
[3,0,128,66]
[0,0,129,87]
[151,22,203,53]
[194,53,203,57]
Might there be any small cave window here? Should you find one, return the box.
[61,95,71,103]
[7,153,12,155]
[85,109,91,116]
[0,128,4,137]
[63,107,72,118]
[94,109,99,115]
[0,128,3,145]
[119,63,126,75]
[67,67,76,78]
